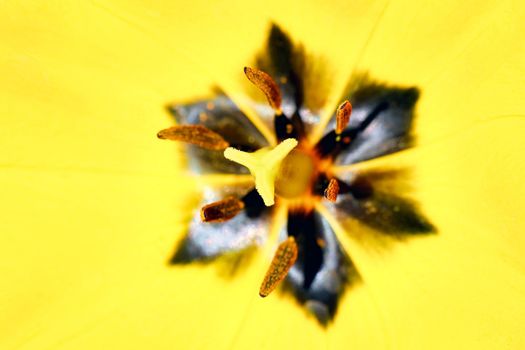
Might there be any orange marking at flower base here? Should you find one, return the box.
[244,66,282,113]
[336,100,352,134]
[200,196,245,222]
[157,125,229,150]
[324,178,339,202]
[259,236,298,297]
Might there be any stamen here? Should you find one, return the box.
[259,236,298,297]
[200,196,245,222]
[244,67,282,113]
[324,178,339,202]
[335,100,352,134]
[314,100,355,158]
[157,125,229,150]
[224,138,298,206]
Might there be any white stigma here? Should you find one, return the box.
[224,138,298,206]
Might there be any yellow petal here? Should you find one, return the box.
[333,116,525,349]
[348,0,525,145]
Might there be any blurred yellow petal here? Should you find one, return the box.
[331,116,525,348]
[348,0,525,145]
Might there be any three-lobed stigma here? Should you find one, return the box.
[223,138,298,206]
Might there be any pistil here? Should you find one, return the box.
[224,138,298,206]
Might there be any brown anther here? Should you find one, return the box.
[259,237,298,297]
[336,100,352,134]
[244,66,282,112]
[324,178,340,202]
[157,125,229,150]
[200,196,245,223]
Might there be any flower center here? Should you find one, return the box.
[275,148,316,199]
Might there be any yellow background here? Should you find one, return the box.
[1,0,524,349]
